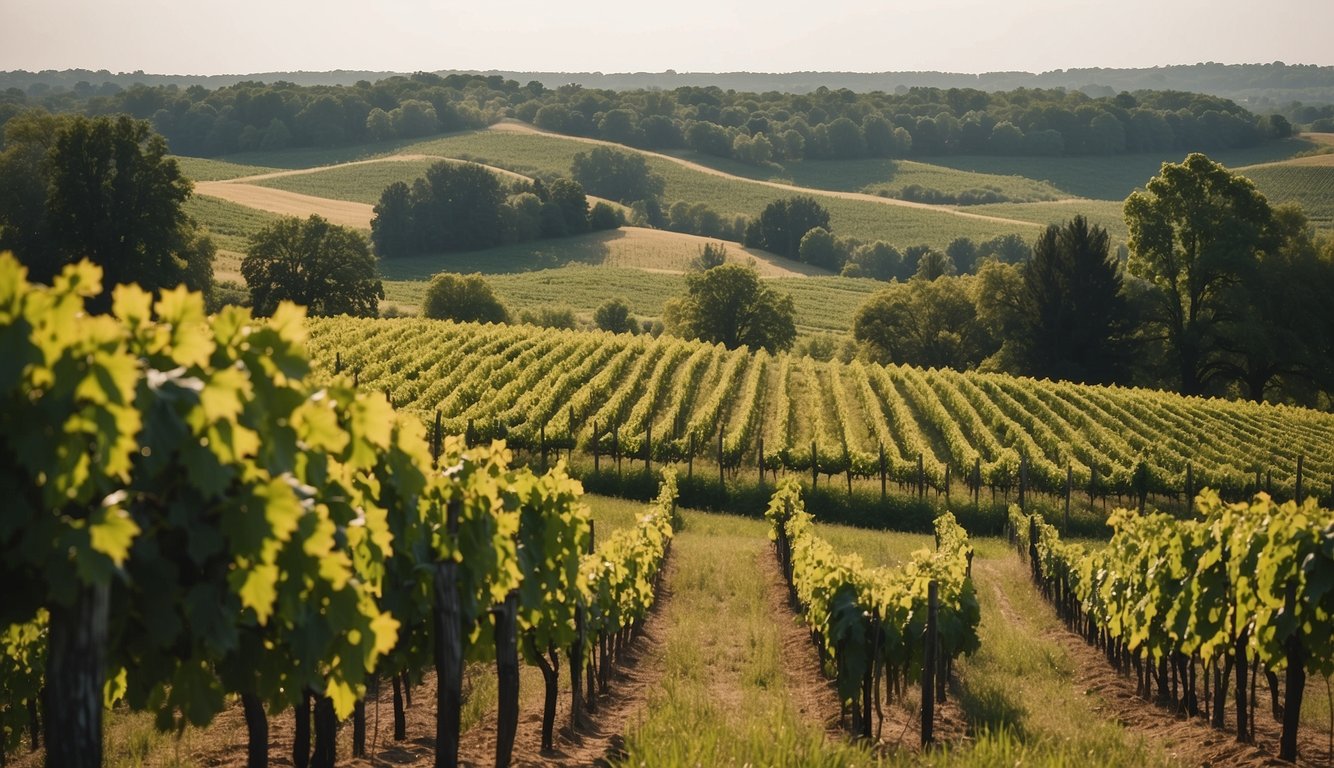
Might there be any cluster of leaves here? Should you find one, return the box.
[766,480,980,706]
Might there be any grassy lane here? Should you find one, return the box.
[616,511,874,766]
[956,538,1177,767]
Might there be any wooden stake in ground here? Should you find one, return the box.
[921,580,938,746]
[434,502,464,768]
[494,591,520,768]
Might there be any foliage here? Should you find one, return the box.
[1125,153,1276,396]
[854,277,994,370]
[518,305,578,329]
[981,216,1129,384]
[241,214,383,317]
[594,298,637,334]
[0,112,211,308]
[571,145,665,204]
[745,196,831,259]
[690,242,728,272]
[664,263,796,352]
[421,272,509,324]
[841,241,902,281]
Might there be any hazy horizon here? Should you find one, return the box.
[2,0,1331,77]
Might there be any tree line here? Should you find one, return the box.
[849,155,1334,406]
[0,73,1291,161]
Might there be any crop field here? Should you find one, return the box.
[307,317,1334,502]
[669,152,1070,202]
[1239,163,1334,226]
[181,194,282,252]
[252,157,453,204]
[173,156,281,182]
[376,226,825,279]
[381,266,878,334]
[967,199,1130,241]
[925,137,1319,201]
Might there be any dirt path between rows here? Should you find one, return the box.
[488,121,1043,229]
[1004,554,1333,767]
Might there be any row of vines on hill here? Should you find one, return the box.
[0,256,676,768]
[765,480,980,739]
[308,317,1334,504]
[1008,493,1333,763]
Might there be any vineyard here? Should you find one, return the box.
[0,257,676,768]
[767,480,979,740]
[1008,492,1333,762]
[307,316,1334,504]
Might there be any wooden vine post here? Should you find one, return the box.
[493,588,520,768]
[1064,462,1072,533]
[718,425,725,486]
[758,436,765,491]
[1295,454,1304,504]
[921,580,938,746]
[433,500,463,768]
[592,420,600,473]
[878,444,887,501]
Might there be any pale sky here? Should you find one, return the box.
[2,0,1331,75]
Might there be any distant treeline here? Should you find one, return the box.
[7,61,1334,104]
[0,72,1293,161]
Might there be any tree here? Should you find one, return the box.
[691,242,728,272]
[421,273,509,324]
[913,249,956,280]
[946,237,980,274]
[570,146,665,204]
[1125,153,1276,395]
[547,179,590,235]
[989,216,1129,384]
[415,161,505,251]
[745,196,831,259]
[588,201,623,231]
[663,263,796,352]
[594,298,637,333]
[797,227,844,271]
[519,306,577,329]
[841,241,902,281]
[1219,204,1334,401]
[242,215,383,317]
[0,113,209,309]
[854,278,995,370]
[370,181,414,257]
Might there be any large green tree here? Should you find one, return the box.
[744,196,831,259]
[1219,204,1334,401]
[664,263,795,352]
[241,215,383,317]
[421,272,510,324]
[1124,153,1275,395]
[570,146,664,204]
[414,161,505,252]
[0,112,211,308]
[854,277,995,370]
[369,181,414,257]
[994,216,1129,384]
